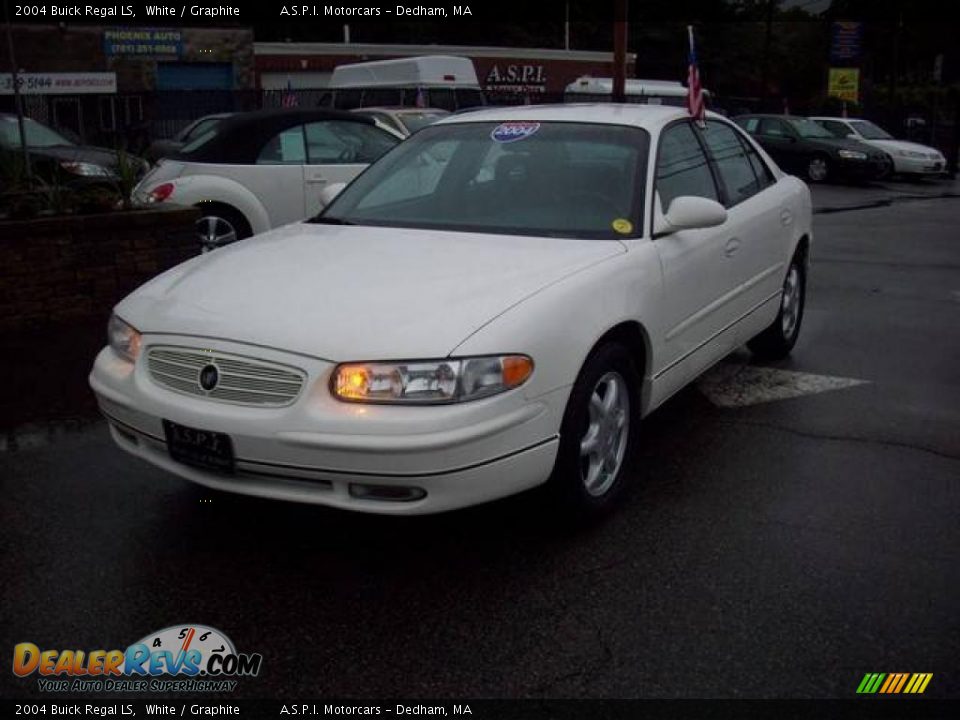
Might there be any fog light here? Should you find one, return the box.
[349,483,427,502]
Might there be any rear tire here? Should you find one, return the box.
[195,203,252,252]
[748,251,806,360]
[547,343,640,523]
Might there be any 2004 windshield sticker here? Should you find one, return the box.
[491,122,541,143]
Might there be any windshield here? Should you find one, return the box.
[398,111,450,134]
[849,120,894,140]
[788,118,834,139]
[0,115,73,148]
[317,121,648,239]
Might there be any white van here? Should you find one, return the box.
[322,55,485,112]
[564,77,711,107]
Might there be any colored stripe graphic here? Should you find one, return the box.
[858,672,932,694]
[892,673,910,693]
[879,674,896,693]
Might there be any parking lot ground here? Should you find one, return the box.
[1,183,958,699]
[812,174,960,213]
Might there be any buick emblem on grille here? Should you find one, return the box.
[199,364,220,392]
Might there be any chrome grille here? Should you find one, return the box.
[147,346,305,407]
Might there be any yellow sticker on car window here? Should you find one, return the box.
[612,218,633,234]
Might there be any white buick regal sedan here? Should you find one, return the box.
[90,105,812,519]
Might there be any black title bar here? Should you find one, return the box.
[3,699,960,719]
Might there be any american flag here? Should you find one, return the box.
[281,77,299,108]
[687,26,705,127]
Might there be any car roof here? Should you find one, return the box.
[733,113,804,119]
[174,108,378,164]
[440,103,719,130]
[808,116,870,122]
[353,107,450,115]
[329,55,480,88]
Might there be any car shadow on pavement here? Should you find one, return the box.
[129,384,718,585]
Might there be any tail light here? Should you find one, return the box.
[147,183,175,203]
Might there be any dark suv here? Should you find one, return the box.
[733,114,892,183]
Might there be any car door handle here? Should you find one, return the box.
[780,208,793,226]
[723,237,741,257]
[305,173,327,184]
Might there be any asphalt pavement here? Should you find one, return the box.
[2,178,958,700]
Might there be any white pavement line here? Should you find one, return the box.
[697,362,870,408]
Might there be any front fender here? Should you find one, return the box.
[163,175,271,235]
[450,241,664,416]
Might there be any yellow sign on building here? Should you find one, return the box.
[828,68,860,103]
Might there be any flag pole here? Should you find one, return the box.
[686,25,705,128]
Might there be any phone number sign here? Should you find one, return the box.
[0,72,117,95]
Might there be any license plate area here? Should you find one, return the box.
[163,420,235,474]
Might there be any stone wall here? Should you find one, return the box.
[0,205,199,333]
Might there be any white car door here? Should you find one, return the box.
[302,120,399,218]
[234,125,308,228]
[697,120,791,323]
[651,121,740,391]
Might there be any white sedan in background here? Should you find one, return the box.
[810,116,947,176]
[133,109,400,251]
[91,105,812,520]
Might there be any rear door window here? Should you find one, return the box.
[304,121,398,164]
[256,127,307,164]
[758,118,791,137]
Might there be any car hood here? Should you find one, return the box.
[117,222,626,361]
[860,139,941,156]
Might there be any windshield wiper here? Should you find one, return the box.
[307,215,355,225]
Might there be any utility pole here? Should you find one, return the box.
[4,0,31,179]
[612,0,627,102]
[890,4,901,107]
[564,1,570,51]
[760,0,775,112]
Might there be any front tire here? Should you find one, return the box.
[748,251,806,360]
[547,343,640,522]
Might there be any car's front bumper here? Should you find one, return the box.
[891,155,947,175]
[89,337,565,514]
[836,154,892,180]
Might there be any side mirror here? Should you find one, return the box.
[318,182,347,208]
[654,196,728,236]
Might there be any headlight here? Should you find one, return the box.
[108,315,142,362]
[837,149,868,160]
[332,355,534,404]
[60,161,116,178]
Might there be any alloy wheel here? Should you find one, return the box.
[807,157,828,182]
[197,215,238,252]
[579,371,631,497]
[781,263,802,338]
